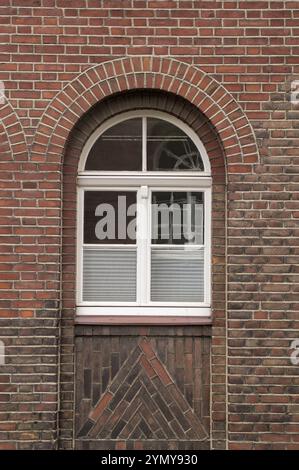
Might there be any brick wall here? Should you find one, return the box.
[0,0,299,450]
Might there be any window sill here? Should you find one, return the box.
[75,306,212,325]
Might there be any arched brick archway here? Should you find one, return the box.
[59,88,228,449]
[0,101,28,161]
[31,57,259,171]
[0,100,29,321]
[27,57,259,450]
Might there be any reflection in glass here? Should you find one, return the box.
[85,118,142,171]
[147,118,204,171]
[84,191,137,244]
[151,191,204,245]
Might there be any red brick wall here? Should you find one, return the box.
[0,0,299,450]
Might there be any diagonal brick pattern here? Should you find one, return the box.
[76,336,209,445]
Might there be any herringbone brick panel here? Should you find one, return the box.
[75,332,210,450]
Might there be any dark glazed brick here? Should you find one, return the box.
[76,419,94,438]
[111,353,120,378]
[102,367,109,391]
[92,384,101,407]
[126,364,140,386]
[152,392,173,422]
[83,369,91,399]
[111,420,126,439]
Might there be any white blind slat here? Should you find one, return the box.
[151,248,204,302]
[83,248,137,302]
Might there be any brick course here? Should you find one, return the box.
[0,0,299,450]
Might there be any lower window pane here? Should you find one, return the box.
[151,247,204,302]
[83,248,137,302]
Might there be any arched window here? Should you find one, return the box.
[77,111,211,318]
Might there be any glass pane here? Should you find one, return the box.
[147,118,204,171]
[85,118,142,171]
[83,247,136,302]
[84,191,136,244]
[151,191,204,245]
[151,247,204,302]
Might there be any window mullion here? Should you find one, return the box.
[136,188,142,305]
[146,189,151,304]
[136,186,149,304]
[78,188,84,306]
[204,187,211,306]
[142,116,147,171]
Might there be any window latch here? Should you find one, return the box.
[140,185,149,199]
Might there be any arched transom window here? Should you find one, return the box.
[77,111,211,318]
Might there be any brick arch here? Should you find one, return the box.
[31,57,259,170]
[0,99,28,323]
[59,90,227,449]
[64,89,226,183]
[0,101,28,161]
[62,89,226,314]
[0,120,11,161]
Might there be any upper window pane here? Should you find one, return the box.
[151,191,204,245]
[147,118,204,171]
[84,191,136,244]
[85,118,142,171]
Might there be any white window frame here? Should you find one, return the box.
[76,110,212,318]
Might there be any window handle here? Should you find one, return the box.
[140,185,149,199]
